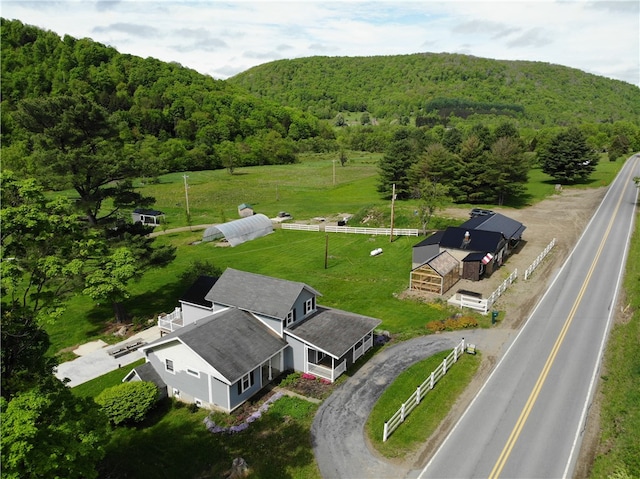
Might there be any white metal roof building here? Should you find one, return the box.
[202,213,273,246]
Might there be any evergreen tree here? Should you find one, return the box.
[377,128,420,199]
[540,127,599,184]
[486,136,529,205]
[455,136,489,203]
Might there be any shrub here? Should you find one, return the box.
[278,371,301,388]
[426,315,478,333]
[95,381,158,426]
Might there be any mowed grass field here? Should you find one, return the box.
[46,153,625,356]
[51,152,636,479]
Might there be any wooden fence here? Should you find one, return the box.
[524,238,556,280]
[383,339,467,442]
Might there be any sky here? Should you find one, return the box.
[2,0,639,86]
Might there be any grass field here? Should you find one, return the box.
[46,153,625,356]
[59,153,634,478]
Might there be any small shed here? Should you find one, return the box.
[202,214,273,247]
[461,252,494,281]
[238,203,254,218]
[132,208,165,226]
[410,251,460,295]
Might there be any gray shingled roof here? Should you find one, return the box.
[205,268,322,320]
[287,306,381,358]
[131,361,166,390]
[147,308,287,384]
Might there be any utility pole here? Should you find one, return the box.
[183,174,190,217]
[332,159,336,186]
[389,183,396,243]
[324,234,329,269]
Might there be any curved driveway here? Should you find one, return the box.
[311,328,512,479]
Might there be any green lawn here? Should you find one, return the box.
[59,153,633,478]
[366,350,481,458]
[45,153,625,357]
[99,396,321,479]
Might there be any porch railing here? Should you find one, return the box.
[353,334,374,363]
[158,307,183,332]
[307,358,347,382]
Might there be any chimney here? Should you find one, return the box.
[461,231,471,249]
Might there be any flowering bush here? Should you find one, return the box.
[426,315,478,333]
[301,373,316,380]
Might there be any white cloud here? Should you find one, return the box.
[2,0,638,85]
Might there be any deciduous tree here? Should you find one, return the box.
[0,378,108,479]
[1,172,99,396]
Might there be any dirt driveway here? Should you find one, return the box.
[311,186,608,478]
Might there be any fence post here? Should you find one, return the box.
[383,422,388,442]
[442,357,447,375]
[454,345,458,362]
[416,385,421,404]
[401,403,406,422]
[430,371,435,389]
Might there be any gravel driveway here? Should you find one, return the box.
[311,329,513,479]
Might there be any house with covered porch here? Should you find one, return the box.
[127,268,380,412]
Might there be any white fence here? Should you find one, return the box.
[324,225,419,236]
[383,339,467,442]
[281,223,419,236]
[281,223,320,232]
[447,269,518,314]
[524,238,556,280]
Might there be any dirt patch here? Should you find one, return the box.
[404,186,609,471]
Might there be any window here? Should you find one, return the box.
[286,309,296,327]
[304,297,315,315]
[165,359,174,373]
[186,368,200,378]
[194,398,203,408]
[237,371,254,395]
[173,388,180,398]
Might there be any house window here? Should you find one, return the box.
[238,371,254,395]
[304,297,315,315]
[173,388,180,398]
[186,368,200,378]
[194,398,202,408]
[165,359,174,373]
[286,309,296,327]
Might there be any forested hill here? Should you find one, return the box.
[1,19,328,178]
[228,53,640,127]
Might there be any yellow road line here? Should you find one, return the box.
[488,162,636,479]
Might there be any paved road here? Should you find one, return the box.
[417,155,639,478]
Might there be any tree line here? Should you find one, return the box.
[229,53,640,128]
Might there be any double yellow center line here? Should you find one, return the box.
[488,162,636,479]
